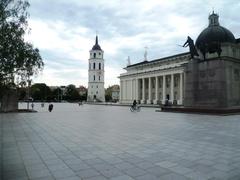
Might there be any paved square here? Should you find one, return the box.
[1,103,240,180]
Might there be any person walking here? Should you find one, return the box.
[31,103,34,110]
[48,104,53,112]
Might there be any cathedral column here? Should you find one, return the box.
[119,80,122,102]
[162,75,166,104]
[171,74,174,103]
[136,79,139,101]
[154,76,159,104]
[131,80,133,101]
[147,77,152,104]
[179,73,183,105]
[141,78,146,104]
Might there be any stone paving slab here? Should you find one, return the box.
[1,103,240,179]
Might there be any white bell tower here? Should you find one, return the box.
[87,36,105,102]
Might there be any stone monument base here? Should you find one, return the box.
[159,106,240,115]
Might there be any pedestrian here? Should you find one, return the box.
[48,104,53,112]
[31,103,34,110]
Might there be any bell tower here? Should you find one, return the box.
[87,36,105,102]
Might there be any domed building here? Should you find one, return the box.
[119,12,240,111]
[196,12,236,58]
[184,12,240,109]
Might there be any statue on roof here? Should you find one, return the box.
[127,56,131,66]
[144,46,148,61]
[183,36,199,58]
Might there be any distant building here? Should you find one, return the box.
[87,36,105,102]
[120,12,240,109]
[77,86,87,96]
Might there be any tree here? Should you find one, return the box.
[52,87,62,102]
[31,83,51,101]
[105,86,113,102]
[0,0,44,111]
[65,84,80,101]
[105,85,120,102]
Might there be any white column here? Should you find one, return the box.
[171,74,174,103]
[136,79,139,101]
[120,80,122,103]
[141,78,145,104]
[162,75,166,104]
[131,80,133,101]
[147,77,152,104]
[154,76,159,104]
[179,73,183,105]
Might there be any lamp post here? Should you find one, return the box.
[27,78,31,110]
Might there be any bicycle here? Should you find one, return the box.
[130,105,141,112]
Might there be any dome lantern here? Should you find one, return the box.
[195,12,236,57]
[208,12,219,26]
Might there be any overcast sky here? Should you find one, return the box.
[26,0,240,87]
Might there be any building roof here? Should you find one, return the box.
[126,52,190,68]
[92,36,102,51]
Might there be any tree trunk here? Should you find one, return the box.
[0,89,18,112]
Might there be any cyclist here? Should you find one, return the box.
[132,99,137,110]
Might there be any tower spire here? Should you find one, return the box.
[92,33,102,51]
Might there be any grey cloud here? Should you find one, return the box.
[41,50,86,70]
[28,0,239,85]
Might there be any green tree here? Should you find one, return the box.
[31,83,51,101]
[105,86,113,102]
[52,87,62,102]
[65,84,80,101]
[0,0,43,111]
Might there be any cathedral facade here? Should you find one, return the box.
[87,36,105,102]
[119,12,240,108]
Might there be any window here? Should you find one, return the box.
[89,63,91,70]
[99,76,100,81]
[99,63,101,70]
[94,53,96,58]
[93,63,95,69]
[94,75,95,81]
[99,52,101,55]
[96,85,98,88]
[96,91,98,94]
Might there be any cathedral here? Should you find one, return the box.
[87,36,105,102]
[119,12,240,109]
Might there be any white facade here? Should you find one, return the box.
[87,36,105,102]
[119,52,190,105]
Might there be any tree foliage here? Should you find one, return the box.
[31,83,51,101]
[0,0,43,90]
[65,84,80,101]
[52,87,62,101]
